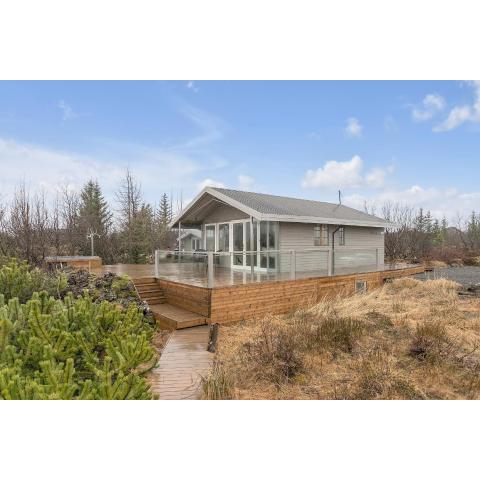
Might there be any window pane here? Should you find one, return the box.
[260,221,267,250]
[321,225,329,246]
[218,224,229,251]
[233,223,243,265]
[206,225,215,251]
[268,222,277,249]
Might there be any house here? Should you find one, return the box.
[170,187,390,276]
[178,229,202,251]
[134,188,424,329]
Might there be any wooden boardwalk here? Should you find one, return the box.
[149,326,213,400]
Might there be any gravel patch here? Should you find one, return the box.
[414,266,480,286]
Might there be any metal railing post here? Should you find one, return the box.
[207,252,214,288]
[290,250,296,280]
[154,250,159,278]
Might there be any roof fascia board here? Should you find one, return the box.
[257,213,392,228]
[169,187,261,228]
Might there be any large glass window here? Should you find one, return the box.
[259,221,277,269]
[314,224,329,246]
[205,225,215,251]
[233,222,244,266]
[218,224,229,252]
[246,221,258,267]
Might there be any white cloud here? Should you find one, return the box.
[345,117,362,138]
[344,185,480,222]
[196,178,225,191]
[0,136,223,208]
[301,155,393,190]
[186,81,199,93]
[57,100,78,121]
[434,105,472,132]
[237,174,254,190]
[411,93,445,122]
[434,81,480,131]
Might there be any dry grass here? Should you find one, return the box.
[204,278,480,399]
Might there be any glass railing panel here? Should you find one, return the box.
[294,249,329,279]
[332,248,379,275]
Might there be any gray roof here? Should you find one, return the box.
[171,187,390,228]
[211,188,389,226]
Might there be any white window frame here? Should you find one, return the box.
[204,223,217,251]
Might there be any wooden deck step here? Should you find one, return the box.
[150,303,208,330]
[134,277,157,286]
[132,277,166,306]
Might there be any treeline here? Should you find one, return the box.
[0,170,177,265]
[380,202,480,263]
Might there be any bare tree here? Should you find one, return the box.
[61,186,80,255]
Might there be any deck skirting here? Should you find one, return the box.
[154,265,425,326]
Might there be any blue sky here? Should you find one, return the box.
[0,80,479,220]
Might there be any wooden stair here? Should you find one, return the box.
[134,277,166,305]
[133,277,207,330]
[149,303,208,330]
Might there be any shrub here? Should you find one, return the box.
[201,361,236,400]
[242,317,305,383]
[0,258,66,304]
[310,315,366,353]
[410,321,456,364]
[0,291,156,399]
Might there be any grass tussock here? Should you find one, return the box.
[203,277,480,399]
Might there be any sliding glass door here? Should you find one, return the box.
[233,222,244,266]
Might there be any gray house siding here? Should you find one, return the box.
[203,204,248,224]
[334,226,384,269]
[278,223,384,273]
[278,222,329,273]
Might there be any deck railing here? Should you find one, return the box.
[154,248,383,288]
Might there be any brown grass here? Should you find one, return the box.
[204,278,480,399]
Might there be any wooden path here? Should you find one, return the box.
[149,326,213,400]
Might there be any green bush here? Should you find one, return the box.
[0,291,156,399]
[0,258,66,304]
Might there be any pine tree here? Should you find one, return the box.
[158,193,172,231]
[0,279,157,399]
[78,180,112,257]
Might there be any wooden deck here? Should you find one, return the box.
[97,263,427,329]
[148,326,213,400]
[97,262,422,287]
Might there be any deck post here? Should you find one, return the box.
[290,250,296,280]
[207,252,214,288]
[154,250,159,278]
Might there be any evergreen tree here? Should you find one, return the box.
[78,180,112,257]
[158,193,172,231]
